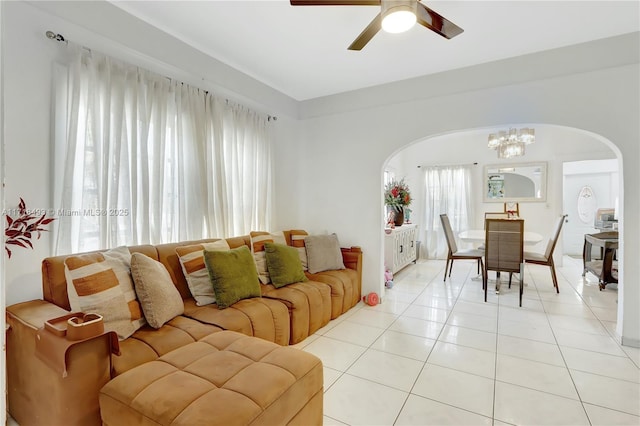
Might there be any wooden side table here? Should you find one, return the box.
[582,231,618,290]
[6,301,118,425]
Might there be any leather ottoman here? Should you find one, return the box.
[99,331,323,426]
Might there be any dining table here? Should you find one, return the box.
[459,229,544,246]
[458,229,544,292]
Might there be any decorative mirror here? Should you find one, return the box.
[483,162,547,202]
[577,185,597,224]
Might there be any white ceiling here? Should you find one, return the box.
[111,1,639,101]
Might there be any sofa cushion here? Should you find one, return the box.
[176,240,230,306]
[111,316,223,376]
[306,268,360,319]
[304,234,346,274]
[203,246,262,309]
[250,231,286,284]
[289,229,309,271]
[100,331,323,426]
[64,246,144,339]
[130,253,184,329]
[261,280,331,344]
[264,242,307,288]
[183,298,291,346]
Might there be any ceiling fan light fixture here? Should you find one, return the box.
[381,0,417,34]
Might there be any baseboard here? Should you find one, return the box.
[621,336,640,349]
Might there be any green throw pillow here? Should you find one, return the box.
[264,242,308,288]
[203,246,261,309]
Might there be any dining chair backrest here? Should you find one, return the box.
[484,219,524,273]
[440,214,458,253]
[544,214,568,259]
[485,212,509,220]
[484,212,509,229]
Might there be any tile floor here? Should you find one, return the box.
[6,257,638,426]
[294,256,640,426]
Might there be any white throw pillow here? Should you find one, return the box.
[176,240,231,306]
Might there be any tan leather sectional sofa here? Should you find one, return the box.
[6,232,362,425]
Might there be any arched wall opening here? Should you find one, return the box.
[380,123,626,340]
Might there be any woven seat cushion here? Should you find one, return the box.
[454,248,485,257]
[100,331,323,426]
[524,251,547,262]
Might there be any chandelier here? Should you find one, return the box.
[487,128,535,159]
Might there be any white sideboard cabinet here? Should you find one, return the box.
[384,224,418,274]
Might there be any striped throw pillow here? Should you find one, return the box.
[250,231,286,284]
[64,246,144,339]
[176,240,231,306]
[289,229,309,271]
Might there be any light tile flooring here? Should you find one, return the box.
[294,256,640,426]
[7,257,638,426]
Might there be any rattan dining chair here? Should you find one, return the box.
[524,214,567,293]
[440,214,486,290]
[484,212,509,221]
[484,218,525,306]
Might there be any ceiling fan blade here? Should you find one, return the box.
[416,2,464,39]
[348,13,382,50]
[290,0,380,5]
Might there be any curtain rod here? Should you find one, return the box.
[44,30,278,122]
[418,162,478,169]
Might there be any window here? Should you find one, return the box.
[53,48,273,254]
[422,165,474,259]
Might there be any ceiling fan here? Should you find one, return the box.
[290,0,464,50]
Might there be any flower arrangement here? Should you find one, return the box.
[384,178,412,210]
[5,198,55,258]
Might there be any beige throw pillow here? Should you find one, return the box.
[131,253,184,329]
[250,231,287,284]
[289,229,309,271]
[304,234,346,274]
[176,240,231,306]
[64,246,145,339]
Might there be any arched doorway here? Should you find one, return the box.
[381,124,625,337]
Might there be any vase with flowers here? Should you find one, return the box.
[384,178,412,227]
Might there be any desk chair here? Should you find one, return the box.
[440,214,486,290]
[524,215,567,293]
[484,218,524,306]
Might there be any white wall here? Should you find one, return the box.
[563,159,619,255]
[0,0,7,420]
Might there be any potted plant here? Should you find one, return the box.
[384,178,412,226]
[5,198,55,258]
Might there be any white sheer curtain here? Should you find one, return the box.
[203,97,273,238]
[422,165,474,259]
[54,47,272,254]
